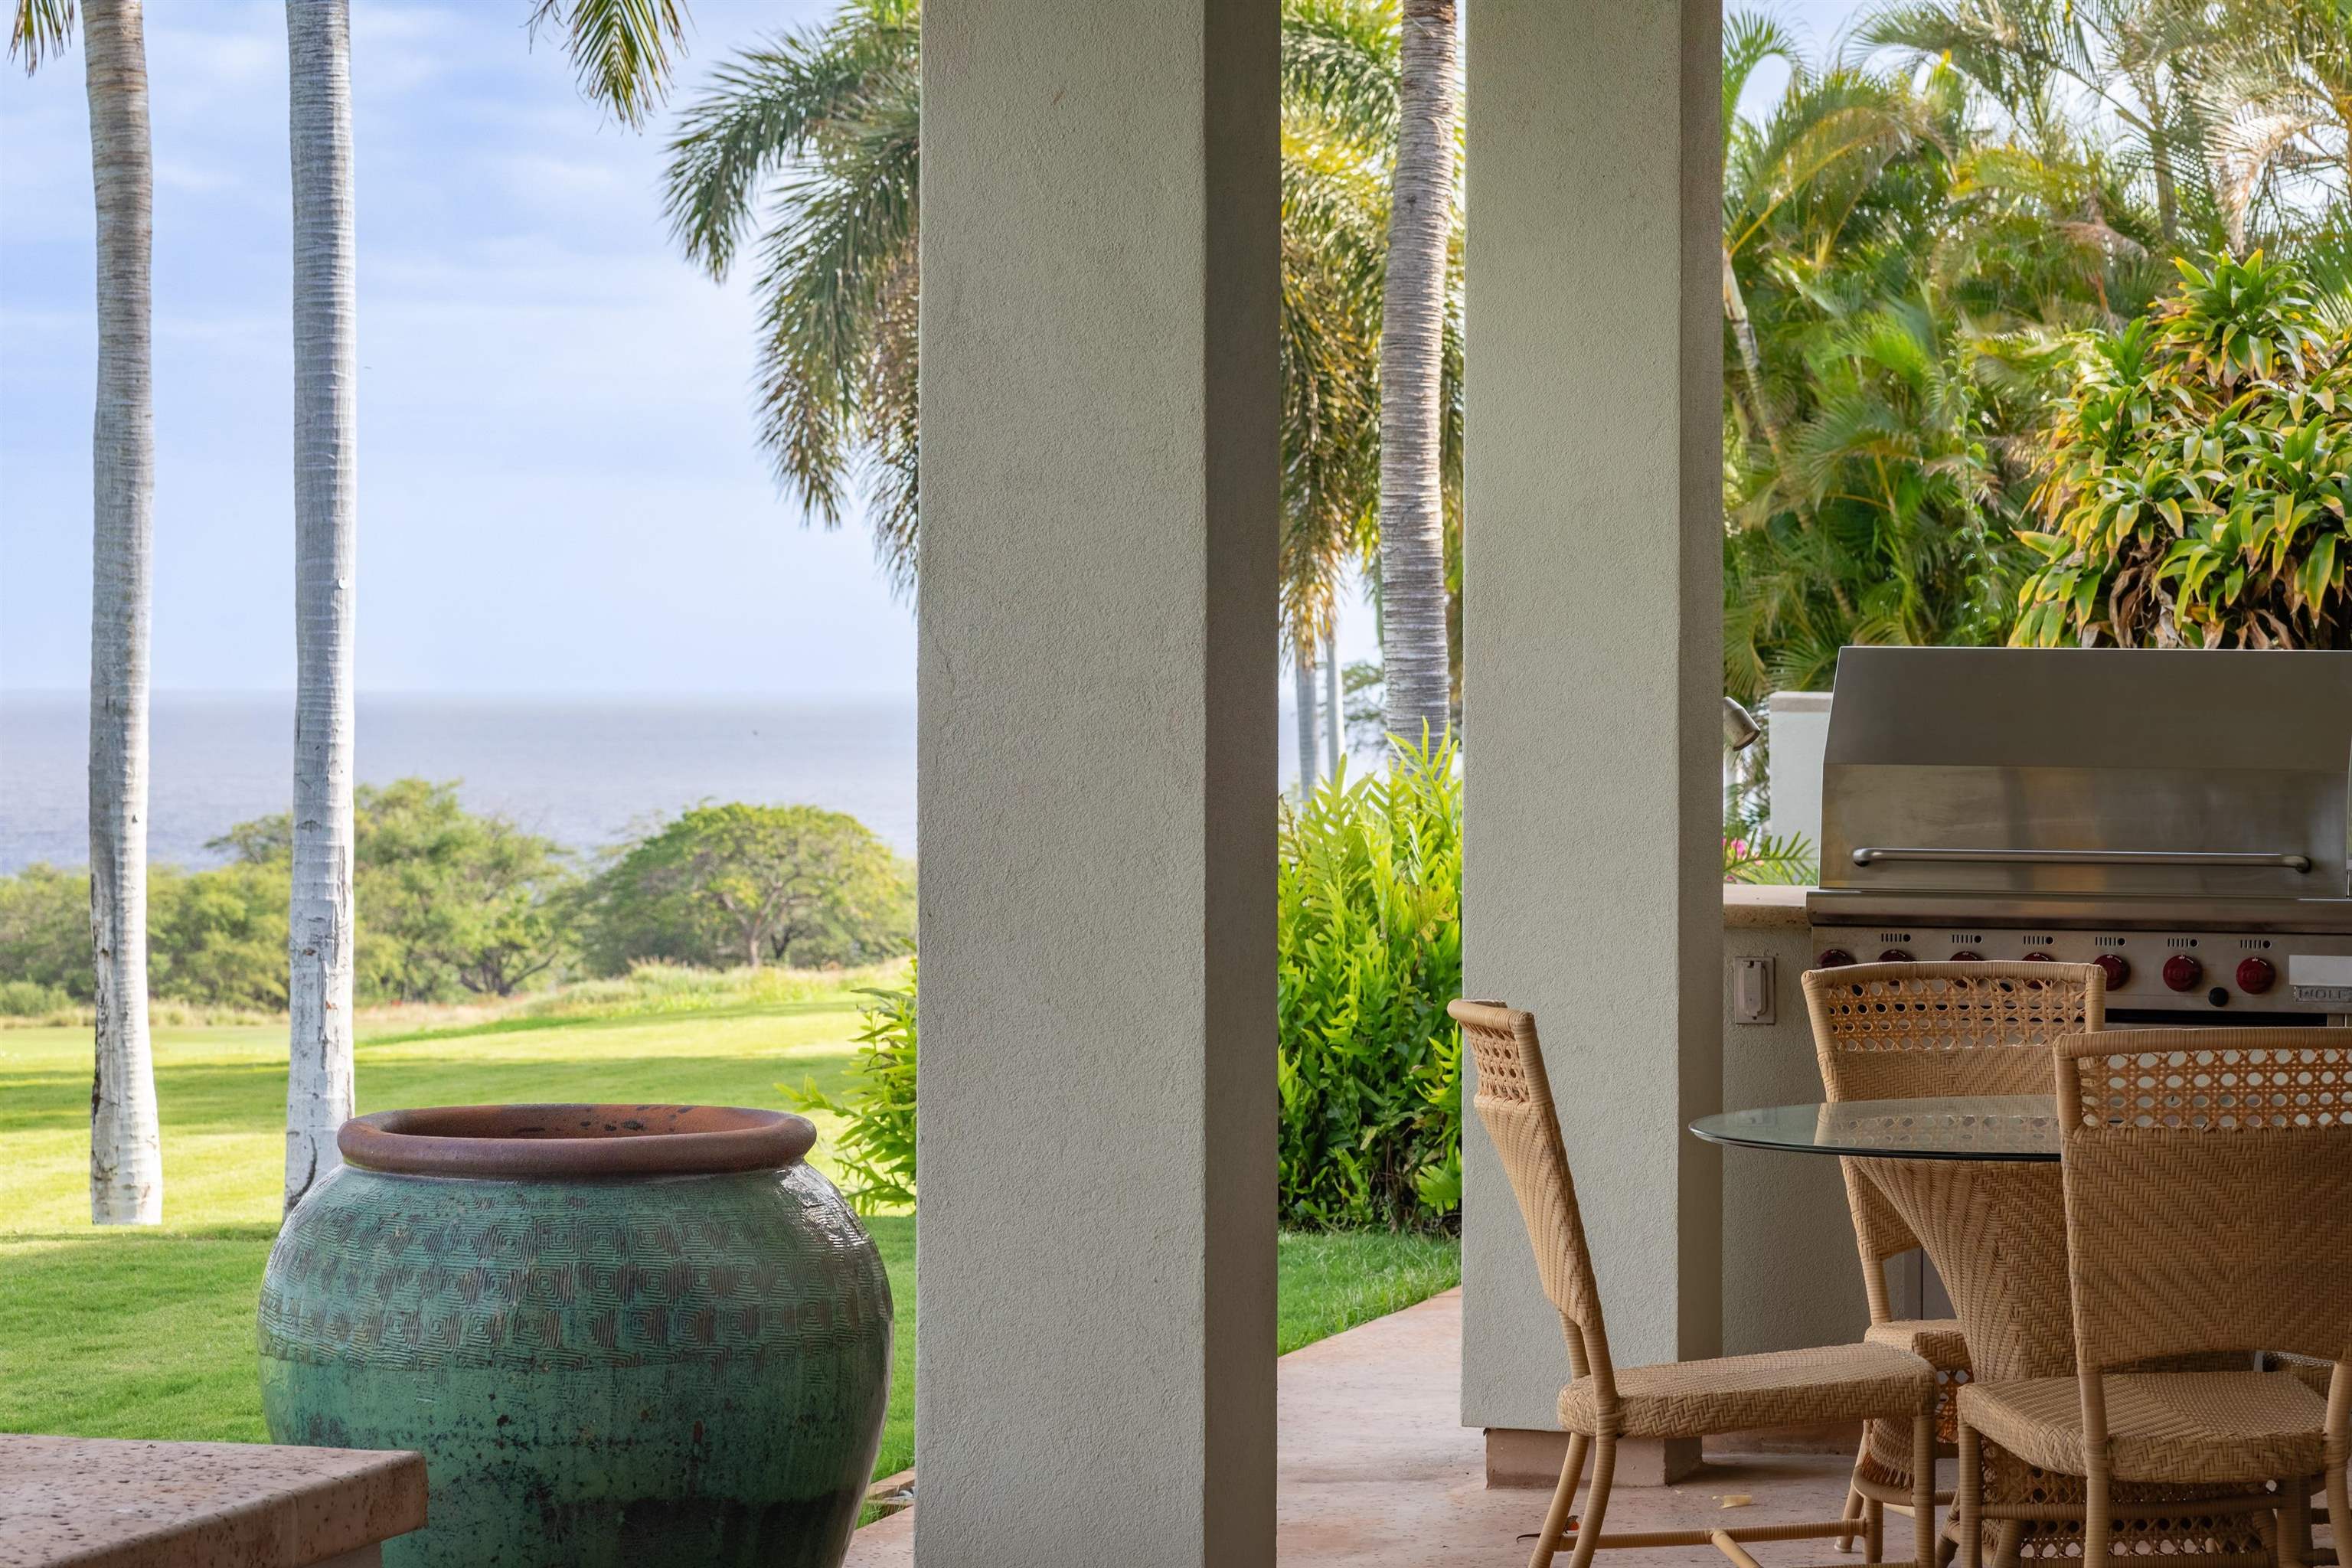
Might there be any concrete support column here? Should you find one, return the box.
[916,2,1279,1565]
[1459,0,1726,1464]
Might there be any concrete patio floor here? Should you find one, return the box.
[844,1288,1889,1566]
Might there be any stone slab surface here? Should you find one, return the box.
[0,1435,426,1568]
[846,1288,1887,1566]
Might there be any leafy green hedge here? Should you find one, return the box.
[1277,740,1462,1232]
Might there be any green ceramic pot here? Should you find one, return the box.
[259,1104,891,1568]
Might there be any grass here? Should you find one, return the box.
[0,970,1459,1488]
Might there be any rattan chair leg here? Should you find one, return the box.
[1841,1432,1870,1553]
[1530,1433,1590,1568]
[2326,1461,2349,1568]
[1563,1436,1618,1568]
[1955,1421,1981,1568]
[2282,1483,2313,1568]
[2082,1456,2112,1567]
[1866,1498,1885,1563]
[1912,1413,1937,1568]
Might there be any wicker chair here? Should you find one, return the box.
[1803,962,2107,1548]
[1451,999,1942,1568]
[1953,1028,2352,1568]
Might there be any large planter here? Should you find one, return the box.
[259,1104,892,1568]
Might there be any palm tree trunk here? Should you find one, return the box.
[1294,639,1320,796]
[83,0,162,1227]
[1322,621,1342,776]
[284,0,358,1214]
[1377,0,1458,751]
[1722,245,1784,460]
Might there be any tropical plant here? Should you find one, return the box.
[1276,737,1462,1231]
[789,965,918,1213]
[580,802,914,974]
[1371,0,1457,747]
[1857,0,2225,247]
[2013,251,2352,647]
[14,0,164,1223]
[283,0,360,1215]
[666,0,1464,708]
[278,0,699,1214]
[2202,0,2352,249]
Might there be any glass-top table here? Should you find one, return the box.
[1689,1094,2063,1161]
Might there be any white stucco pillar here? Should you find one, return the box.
[1459,0,1726,1459]
[915,2,1279,1564]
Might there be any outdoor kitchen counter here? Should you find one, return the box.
[0,1435,426,1568]
[1723,883,1809,929]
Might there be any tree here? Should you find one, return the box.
[667,0,1463,707]
[1374,0,1457,749]
[14,0,165,1224]
[277,0,696,1213]
[582,804,914,975]
[2013,251,2352,648]
[350,780,573,1000]
[283,0,360,1215]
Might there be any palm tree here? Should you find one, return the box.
[14,0,165,1224]
[665,0,1459,708]
[283,0,358,1214]
[2201,0,2350,248]
[279,0,697,1213]
[1373,0,1455,748]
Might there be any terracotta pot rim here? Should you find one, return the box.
[338,1104,816,1178]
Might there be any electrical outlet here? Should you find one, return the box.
[1731,955,1775,1024]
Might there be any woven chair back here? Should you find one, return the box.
[1805,962,2105,1277]
[2053,1028,2352,1374]
[1449,998,1615,1398]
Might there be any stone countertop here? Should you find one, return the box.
[0,1436,426,1568]
[1723,884,1811,929]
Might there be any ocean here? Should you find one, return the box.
[0,692,919,874]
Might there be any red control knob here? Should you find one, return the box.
[1879,948,1912,963]
[2162,953,2203,992]
[1950,950,1984,962]
[1816,949,1856,969]
[2236,956,2276,995]
[2093,953,2131,990]
[2021,951,2055,962]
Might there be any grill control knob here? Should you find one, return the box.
[2236,956,2276,995]
[2162,953,2203,992]
[2021,951,2055,962]
[1878,948,1912,963]
[1950,950,1984,962]
[1816,949,1856,969]
[2093,953,2131,989]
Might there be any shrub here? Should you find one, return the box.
[0,979,74,1018]
[1277,737,1463,1232]
[790,966,918,1214]
[0,864,93,1002]
[149,861,289,1011]
[2013,252,2352,649]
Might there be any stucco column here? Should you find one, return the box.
[1459,0,1726,1462]
[915,2,1279,1565]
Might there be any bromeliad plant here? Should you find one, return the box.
[2013,252,2352,649]
[1278,737,1463,1232]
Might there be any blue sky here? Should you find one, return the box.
[2,0,1860,699]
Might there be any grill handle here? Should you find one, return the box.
[1850,847,2314,874]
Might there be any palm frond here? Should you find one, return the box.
[10,0,73,73]
[530,0,691,128]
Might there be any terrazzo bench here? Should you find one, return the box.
[0,1435,425,1568]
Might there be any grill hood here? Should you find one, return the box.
[1818,647,2352,907]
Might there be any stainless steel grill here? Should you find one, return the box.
[1807,646,2352,1021]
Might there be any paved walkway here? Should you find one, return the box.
[846,1288,1870,1566]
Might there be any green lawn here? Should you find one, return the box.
[0,982,1459,1487]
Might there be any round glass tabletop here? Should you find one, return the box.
[1689,1094,2064,1161]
